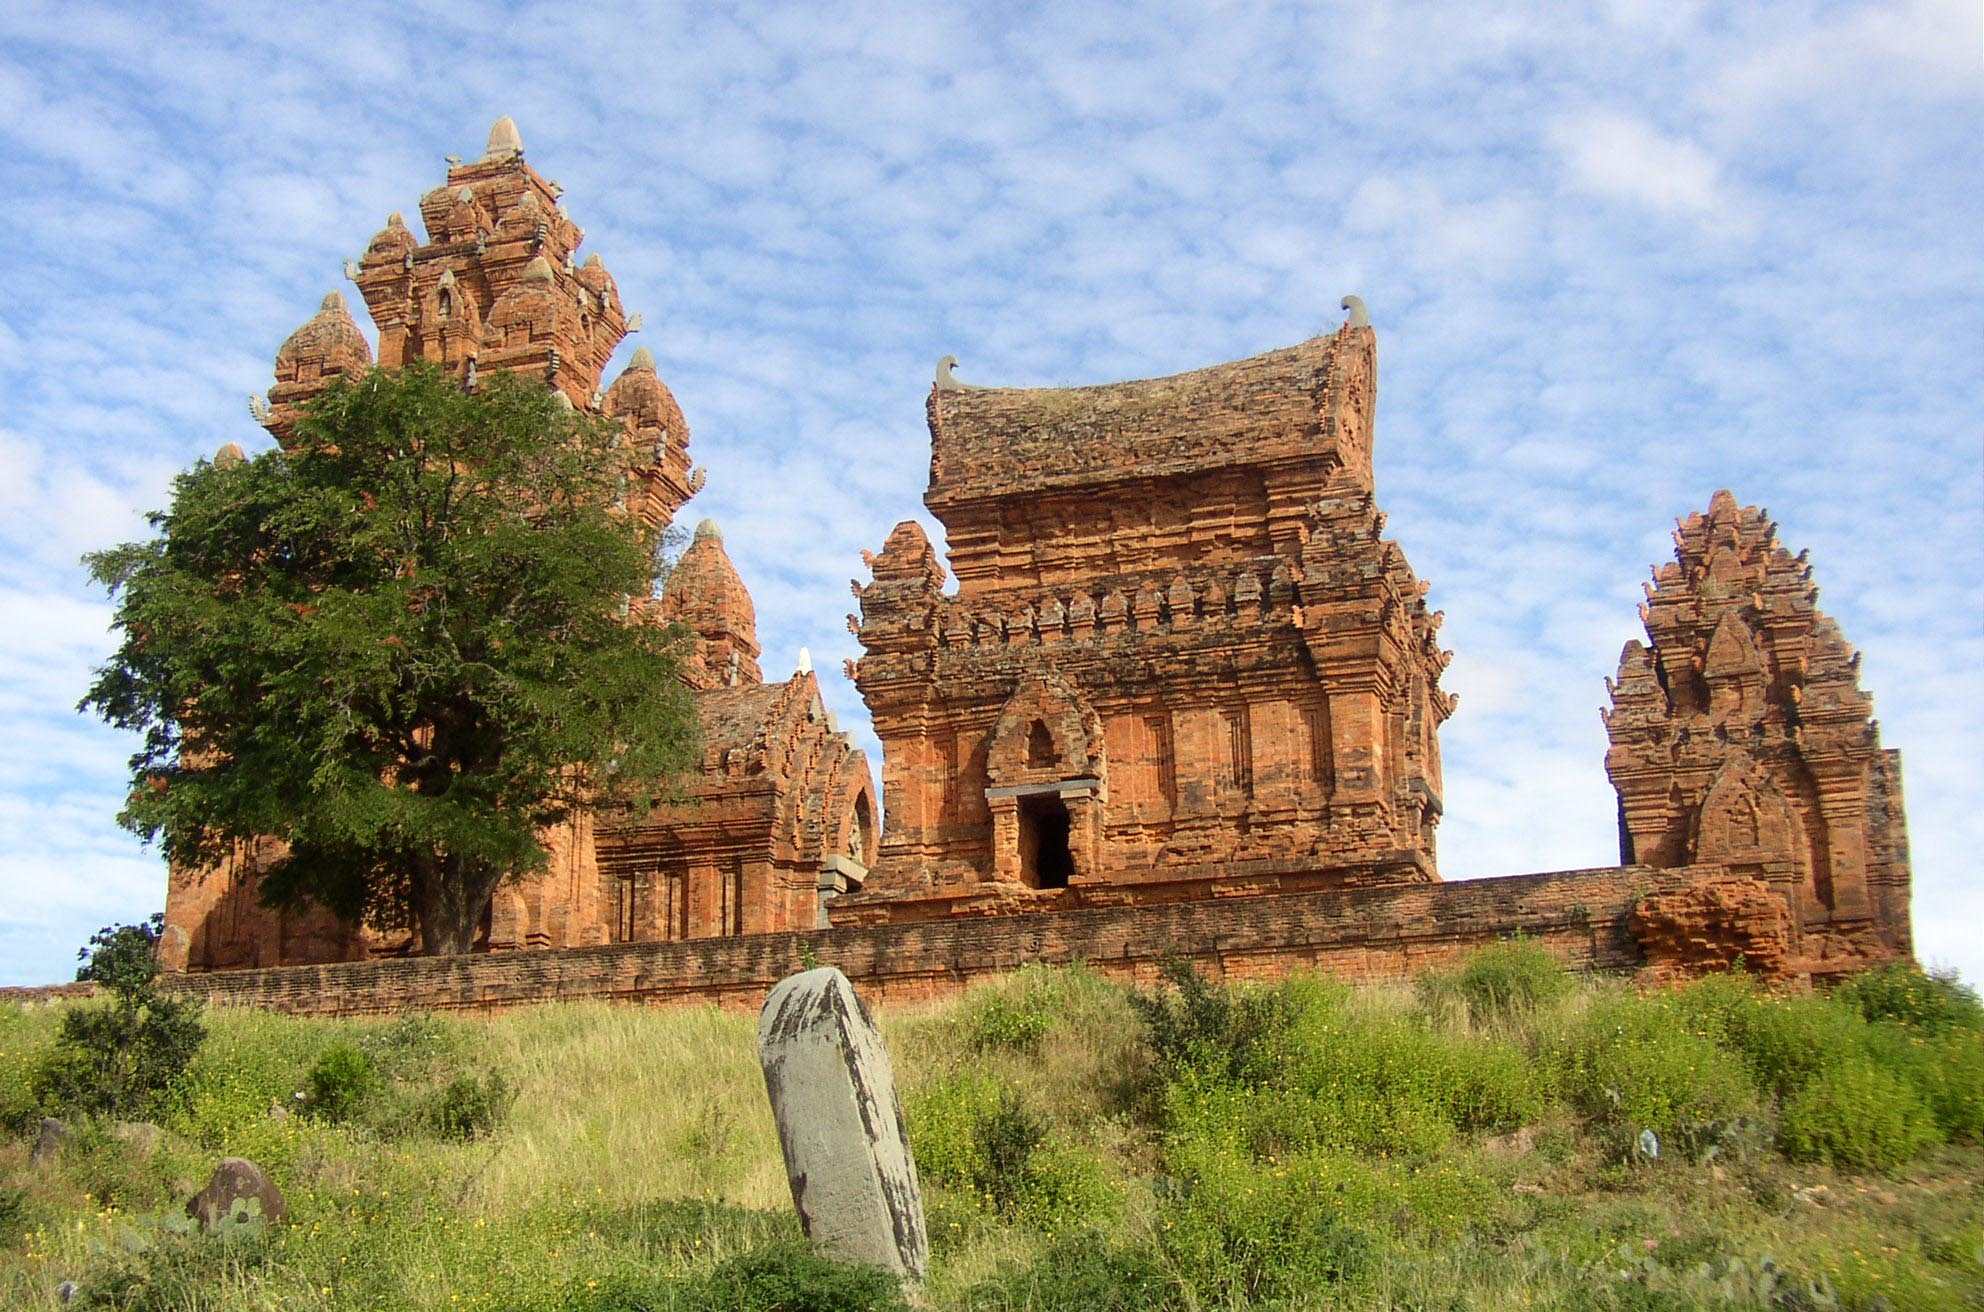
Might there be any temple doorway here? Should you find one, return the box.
[1018,793,1074,889]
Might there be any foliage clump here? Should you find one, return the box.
[1421,936,1574,1023]
[1834,962,1984,1035]
[80,366,699,956]
[30,915,205,1124]
[425,1071,514,1142]
[301,1043,378,1124]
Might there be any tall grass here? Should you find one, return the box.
[2,953,1981,1310]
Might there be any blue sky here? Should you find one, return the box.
[0,1,1978,987]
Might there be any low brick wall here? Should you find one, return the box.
[154,864,1686,1017]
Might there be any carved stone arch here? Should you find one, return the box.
[985,671,1105,789]
[982,671,1107,890]
[1693,752,1805,880]
[1703,610,1769,725]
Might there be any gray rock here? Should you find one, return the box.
[757,967,926,1279]
[187,1157,287,1232]
[56,1280,77,1303]
[111,1121,163,1160]
[31,1117,67,1167]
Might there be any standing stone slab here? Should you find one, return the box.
[757,967,927,1279]
[31,1117,67,1167]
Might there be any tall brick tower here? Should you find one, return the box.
[163,119,874,970]
[254,116,696,535]
[1604,491,1912,976]
[836,312,1454,924]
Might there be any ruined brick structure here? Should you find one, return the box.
[161,119,875,971]
[834,325,1453,925]
[151,122,1918,998]
[1604,491,1911,979]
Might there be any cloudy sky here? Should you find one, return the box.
[0,1,1977,987]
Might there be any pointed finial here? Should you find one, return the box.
[1340,295,1370,328]
[484,116,523,161]
[387,211,405,228]
[630,346,656,371]
[343,259,362,281]
[796,646,813,674]
[214,442,246,468]
[318,291,347,314]
[625,312,644,332]
[694,518,721,543]
[583,252,604,268]
[935,354,968,391]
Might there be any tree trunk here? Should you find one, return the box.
[412,854,498,957]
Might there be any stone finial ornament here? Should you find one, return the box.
[483,116,523,162]
[797,646,813,674]
[246,394,271,424]
[934,355,971,391]
[213,442,247,469]
[1341,294,1370,328]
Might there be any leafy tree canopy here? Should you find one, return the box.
[81,365,698,956]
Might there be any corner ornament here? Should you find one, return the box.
[1340,295,1370,329]
[934,354,976,392]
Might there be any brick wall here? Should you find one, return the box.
[156,864,1693,1017]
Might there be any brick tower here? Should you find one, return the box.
[1604,491,1912,977]
[163,119,874,970]
[835,313,1453,924]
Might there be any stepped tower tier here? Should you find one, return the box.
[656,519,764,689]
[1603,490,1912,977]
[836,319,1453,926]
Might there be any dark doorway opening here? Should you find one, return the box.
[1018,793,1074,889]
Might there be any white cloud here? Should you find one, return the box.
[1547,110,1727,217]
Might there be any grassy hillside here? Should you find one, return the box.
[2,949,1981,1310]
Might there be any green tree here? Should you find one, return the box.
[36,916,205,1120]
[80,366,697,956]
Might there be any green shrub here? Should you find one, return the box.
[905,1074,1119,1230]
[976,1088,1047,1217]
[0,1186,28,1246]
[1163,986,1546,1164]
[960,1235,1173,1311]
[426,1070,513,1141]
[1677,981,1866,1101]
[1127,958,1300,1090]
[1778,1059,1940,1169]
[303,1042,379,1123]
[1434,939,1574,1023]
[1918,1028,1984,1141]
[1155,1138,1371,1303]
[905,1071,998,1190]
[673,1240,907,1312]
[31,918,205,1123]
[1549,993,1759,1155]
[963,984,1053,1053]
[1835,963,1984,1034]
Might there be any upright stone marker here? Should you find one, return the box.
[757,967,927,1279]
